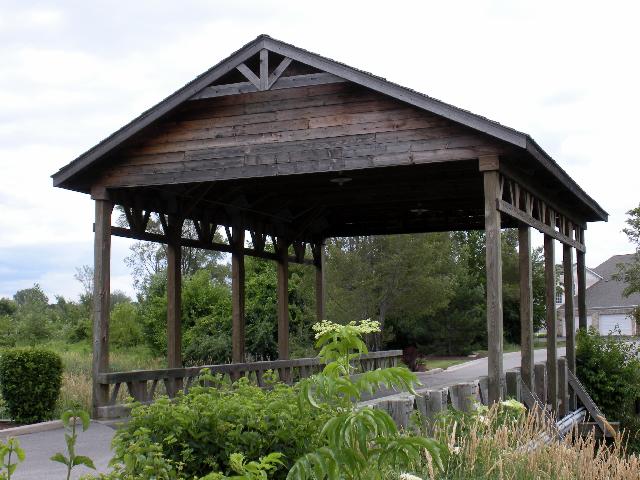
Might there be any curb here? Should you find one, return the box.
[0,420,64,439]
[422,367,443,375]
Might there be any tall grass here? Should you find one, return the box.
[49,342,163,415]
[410,403,640,480]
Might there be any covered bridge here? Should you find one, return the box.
[52,35,607,418]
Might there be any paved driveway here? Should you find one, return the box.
[11,421,116,479]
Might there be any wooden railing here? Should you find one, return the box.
[95,350,403,418]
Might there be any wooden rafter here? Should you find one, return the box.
[236,63,261,89]
[497,173,585,252]
[268,57,292,88]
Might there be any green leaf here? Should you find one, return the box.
[50,452,69,466]
[72,455,96,469]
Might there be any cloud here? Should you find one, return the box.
[1,0,638,300]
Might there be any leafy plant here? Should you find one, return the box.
[202,452,285,480]
[109,374,331,479]
[0,348,63,423]
[0,438,25,480]
[50,408,96,479]
[288,320,446,480]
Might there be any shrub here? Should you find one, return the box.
[0,348,63,423]
[576,327,640,452]
[110,303,143,348]
[110,377,333,479]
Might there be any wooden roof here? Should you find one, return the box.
[51,35,607,240]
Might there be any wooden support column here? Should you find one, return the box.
[92,193,113,418]
[231,227,246,363]
[315,243,325,322]
[481,158,503,404]
[563,243,577,410]
[519,225,534,391]
[167,215,183,369]
[544,234,558,413]
[277,238,290,360]
[577,229,588,330]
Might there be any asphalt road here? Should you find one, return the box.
[10,347,564,478]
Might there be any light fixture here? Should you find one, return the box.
[410,206,428,215]
[330,176,352,186]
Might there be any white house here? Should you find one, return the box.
[557,254,640,336]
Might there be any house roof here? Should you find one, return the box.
[50,34,607,222]
[584,254,640,309]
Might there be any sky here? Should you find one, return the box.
[1,0,639,302]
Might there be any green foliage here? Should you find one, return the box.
[110,376,332,479]
[0,438,25,480]
[110,302,144,348]
[614,204,640,321]
[576,327,640,451]
[0,348,63,423]
[290,321,446,480]
[50,408,95,480]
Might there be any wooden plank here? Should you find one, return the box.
[577,246,588,330]
[484,169,503,404]
[236,63,261,89]
[231,227,246,363]
[519,225,534,391]
[259,49,268,91]
[567,370,608,435]
[190,81,259,100]
[544,234,558,413]
[497,200,585,252]
[92,199,113,418]
[268,57,292,88]
[167,215,183,369]
[277,239,290,360]
[271,72,346,90]
[563,243,577,410]
[534,362,547,404]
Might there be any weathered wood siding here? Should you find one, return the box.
[99,82,509,187]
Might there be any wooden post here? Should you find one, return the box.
[277,238,290,360]
[577,230,588,330]
[519,225,534,391]
[315,243,325,322]
[92,195,113,418]
[544,234,558,413]
[231,227,246,363]
[558,357,569,417]
[167,215,183,369]
[483,165,503,404]
[563,243,577,410]
[534,362,547,404]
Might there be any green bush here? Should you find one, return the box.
[111,377,333,479]
[0,348,63,423]
[576,327,640,451]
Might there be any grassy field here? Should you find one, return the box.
[53,341,163,414]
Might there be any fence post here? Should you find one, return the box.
[505,370,521,401]
[449,382,478,412]
[558,357,569,417]
[534,362,547,405]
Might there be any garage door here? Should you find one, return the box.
[599,314,633,335]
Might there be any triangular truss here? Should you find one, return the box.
[190,48,345,101]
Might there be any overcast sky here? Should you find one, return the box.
[1,0,639,301]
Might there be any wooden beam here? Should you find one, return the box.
[276,238,290,360]
[109,225,313,265]
[519,225,534,391]
[190,81,258,100]
[271,72,346,91]
[315,243,325,322]
[268,57,292,88]
[236,63,261,89]
[544,234,558,413]
[497,200,585,251]
[259,49,269,91]
[167,215,183,369]
[484,169,503,404]
[231,227,246,363]
[92,199,113,418]
[577,233,588,330]
[563,243,576,410]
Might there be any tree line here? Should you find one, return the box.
[0,218,559,363]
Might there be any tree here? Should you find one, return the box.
[615,204,640,322]
[13,284,50,345]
